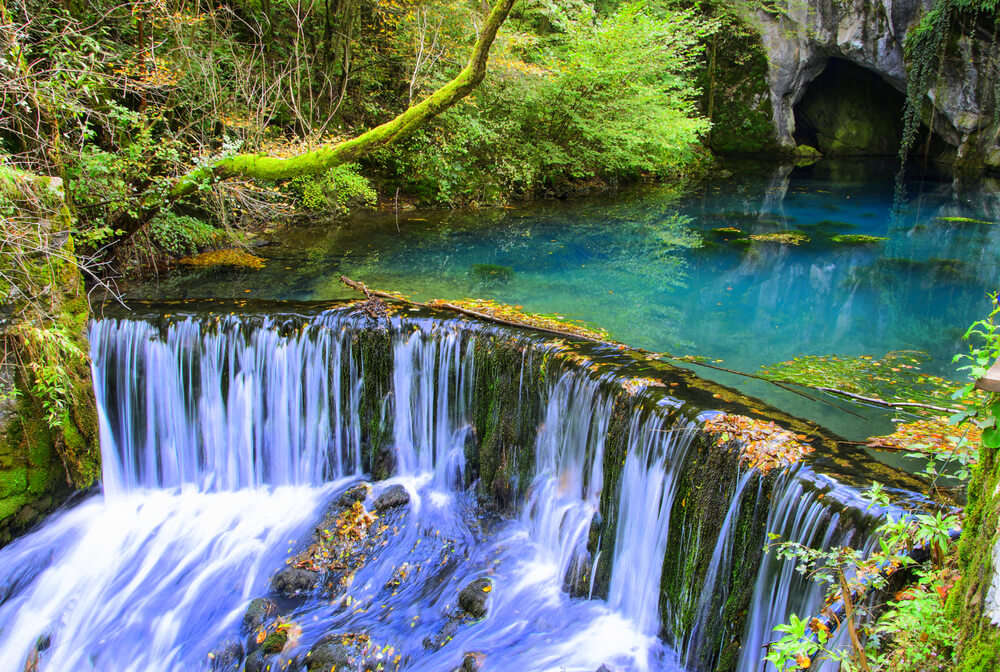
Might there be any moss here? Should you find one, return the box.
[935,216,994,226]
[469,335,544,511]
[830,234,888,245]
[353,329,393,477]
[0,169,100,539]
[749,231,810,245]
[949,434,1000,671]
[0,494,32,521]
[0,467,28,497]
[261,631,288,654]
[698,8,778,154]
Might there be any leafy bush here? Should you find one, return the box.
[148,213,221,257]
[289,163,377,215]
[377,1,712,205]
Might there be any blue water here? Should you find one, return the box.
[125,159,1000,434]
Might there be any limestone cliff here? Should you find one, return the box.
[734,0,999,175]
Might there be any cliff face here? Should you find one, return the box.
[737,0,999,175]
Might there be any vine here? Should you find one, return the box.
[897,0,999,192]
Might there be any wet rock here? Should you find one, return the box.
[271,567,318,598]
[337,483,371,508]
[596,665,615,672]
[373,485,409,512]
[371,444,396,481]
[304,639,352,672]
[242,598,278,633]
[261,630,287,654]
[422,619,459,650]
[35,634,51,652]
[243,649,267,672]
[208,641,244,671]
[451,652,484,672]
[458,578,492,618]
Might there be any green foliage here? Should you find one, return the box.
[16,323,85,431]
[866,569,957,672]
[765,484,960,671]
[951,292,1000,448]
[148,213,221,257]
[64,104,185,246]
[379,1,712,205]
[289,163,377,215]
[899,0,999,170]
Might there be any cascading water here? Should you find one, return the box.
[0,309,884,672]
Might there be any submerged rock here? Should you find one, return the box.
[242,597,278,633]
[243,648,267,672]
[304,633,375,672]
[458,578,492,618]
[373,484,410,512]
[208,641,244,672]
[271,567,318,598]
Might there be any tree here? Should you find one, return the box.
[153,0,516,214]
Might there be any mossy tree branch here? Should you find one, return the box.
[157,0,515,209]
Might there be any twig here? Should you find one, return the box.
[813,386,958,414]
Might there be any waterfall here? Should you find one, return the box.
[607,411,697,636]
[0,310,885,672]
[90,316,365,494]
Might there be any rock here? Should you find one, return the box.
[373,485,409,512]
[208,641,244,671]
[596,665,614,672]
[304,640,352,672]
[243,648,267,672]
[242,598,278,634]
[337,483,371,508]
[458,578,492,619]
[450,653,483,672]
[744,0,1000,174]
[271,567,318,598]
[422,619,459,651]
[261,630,287,654]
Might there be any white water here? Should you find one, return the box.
[0,313,877,671]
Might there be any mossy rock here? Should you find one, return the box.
[934,216,995,226]
[830,234,887,245]
[749,231,810,246]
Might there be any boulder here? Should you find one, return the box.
[373,485,410,512]
[304,639,352,672]
[241,598,278,634]
[458,578,492,619]
[271,567,318,598]
[337,483,371,508]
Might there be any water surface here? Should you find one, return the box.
[120,159,1000,435]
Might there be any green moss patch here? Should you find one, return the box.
[935,216,995,226]
[830,234,888,245]
[749,231,810,245]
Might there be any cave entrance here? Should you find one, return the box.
[793,58,905,156]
